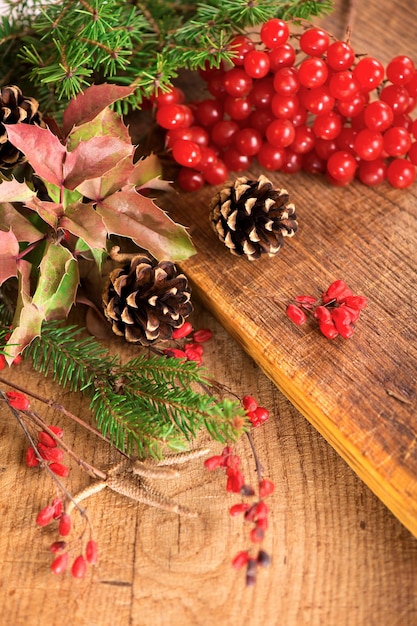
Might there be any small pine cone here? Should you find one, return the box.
[209,174,298,261]
[102,255,193,345]
[0,85,46,168]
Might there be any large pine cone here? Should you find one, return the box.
[0,85,45,168]
[209,174,298,261]
[102,254,193,345]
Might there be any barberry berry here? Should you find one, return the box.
[6,390,30,411]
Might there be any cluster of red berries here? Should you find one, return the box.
[286,279,368,339]
[205,445,275,586]
[25,421,70,477]
[242,394,270,427]
[163,322,213,366]
[36,496,98,578]
[152,19,417,190]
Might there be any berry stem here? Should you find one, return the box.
[246,431,264,481]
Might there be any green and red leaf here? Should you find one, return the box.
[96,188,195,261]
[0,203,44,243]
[5,125,66,187]
[0,229,19,284]
[62,84,136,136]
[63,136,132,190]
[59,202,107,251]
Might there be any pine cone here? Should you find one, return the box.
[102,254,193,345]
[209,174,298,261]
[0,85,45,168]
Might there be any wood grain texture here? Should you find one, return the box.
[1,306,417,626]
[2,1,417,624]
[155,0,417,538]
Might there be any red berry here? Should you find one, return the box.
[259,478,275,498]
[266,119,295,148]
[223,67,253,97]
[210,119,239,148]
[286,303,307,326]
[386,158,416,188]
[71,555,87,579]
[177,167,205,192]
[250,526,265,543]
[313,112,343,141]
[268,43,296,71]
[204,159,229,185]
[50,541,67,554]
[51,553,69,575]
[36,504,55,527]
[229,503,251,516]
[58,512,72,536]
[257,142,285,170]
[295,294,317,306]
[326,40,355,71]
[354,129,383,161]
[154,86,185,107]
[186,343,204,356]
[314,305,332,323]
[223,147,252,172]
[192,328,213,343]
[250,406,269,426]
[156,104,190,130]
[383,126,412,157]
[38,443,65,462]
[224,95,252,121]
[52,497,64,519]
[204,455,224,471]
[163,348,187,360]
[364,101,394,132]
[353,57,384,91]
[234,127,262,156]
[6,390,30,411]
[184,347,203,366]
[242,395,258,412]
[172,139,201,168]
[229,35,255,66]
[172,321,193,339]
[86,539,99,565]
[326,151,357,182]
[273,67,300,95]
[322,279,352,303]
[243,50,270,79]
[358,159,387,186]
[380,84,410,114]
[232,550,250,570]
[25,446,40,467]
[49,462,70,477]
[38,430,57,448]
[318,320,339,339]
[260,18,289,48]
[298,57,328,88]
[386,55,415,85]
[299,27,330,56]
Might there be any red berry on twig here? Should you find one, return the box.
[51,553,69,575]
[71,555,87,579]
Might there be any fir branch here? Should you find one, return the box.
[20,321,247,459]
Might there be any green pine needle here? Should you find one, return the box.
[21,321,247,459]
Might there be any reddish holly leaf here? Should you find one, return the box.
[75,154,135,201]
[0,229,19,285]
[0,203,44,243]
[62,84,136,136]
[5,125,66,186]
[63,136,132,190]
[67,107,131,150]
[96,188,195,261]
[0,178,36,203]
[24,198,63,230]
[59,202,107,251]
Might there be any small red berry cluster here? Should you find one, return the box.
[242,394,270,427]
[163,321,213,366]
[36,496,98,578]
[151,19,417,190]
[205,444,275,586]
[286,279,368,339]
[25,420,70,477]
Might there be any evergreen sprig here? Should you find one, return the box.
[20,321,247,459]
[0,0,333,114]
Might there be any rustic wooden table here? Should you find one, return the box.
[1,302,417,626]
[2,0,417,624]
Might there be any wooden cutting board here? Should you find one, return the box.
[155,0,417,536]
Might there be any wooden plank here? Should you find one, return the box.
[156,0,417,536]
